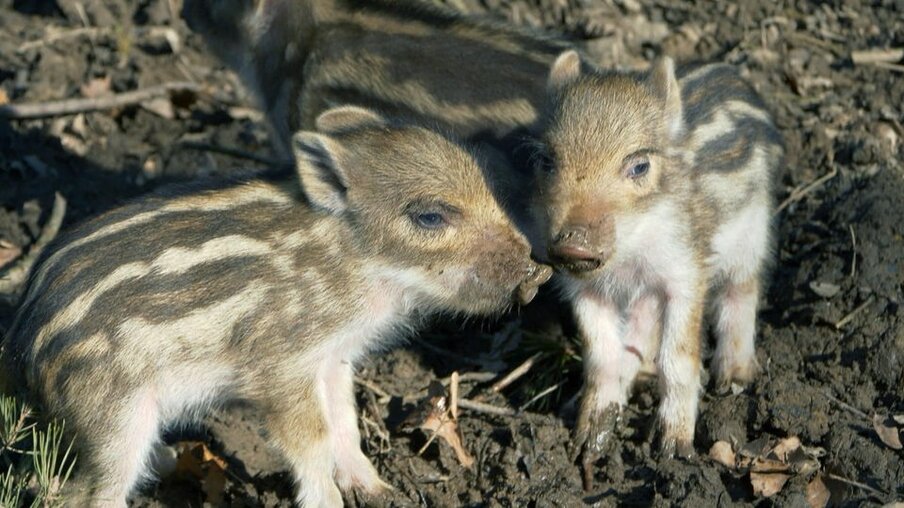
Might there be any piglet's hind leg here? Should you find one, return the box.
[711,276,761,389]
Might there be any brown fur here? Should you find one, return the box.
[3,107,550,506]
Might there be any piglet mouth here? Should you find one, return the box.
[516,264,553,305]
[547,245,605,275]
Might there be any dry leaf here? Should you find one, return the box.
[806,474,830,508]
[872,414,903,450]
[0,241,22,269]
[772,436,802,462]
[80,76,112,98]
[750,456,791,474]
[0,88,8,106]
[408,380,475,468]
[141,96,175,119]
[174,441,228,505]
[751,471,791,497]
[708,440,735,468]
[809,281,840,298]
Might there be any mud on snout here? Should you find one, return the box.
[452,248,553,314]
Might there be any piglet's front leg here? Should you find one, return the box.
[572,291,627,488]
[655,280,705,459]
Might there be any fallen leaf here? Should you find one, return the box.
[751,471,791,497]
[407,380,475,468]
[750,455,791,474]
[80,75,112,98]
[807,474,830,508]
[809,281,840,298]
[872,414,903,450]
[708,441,736,468]
[173,441,228,505]
[893,415,904,425]
[141,96,174,119]
[0,241,22,269]
[772,436,802,462]
[0,88,8,105]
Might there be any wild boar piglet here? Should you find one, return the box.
[3,106,551,507]
[534,51,783,471]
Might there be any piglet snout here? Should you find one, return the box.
[549,225,610,274]
[517,263,553,305]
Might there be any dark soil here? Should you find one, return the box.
[1,0,902,506]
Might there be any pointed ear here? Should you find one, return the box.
[548,50,582,91]
[315,106,387,134]
[649,56,684,141]
[292,131,349,214]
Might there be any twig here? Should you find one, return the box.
[179,141,282,167]
[450,372,460,421]
[0,82,201,119]
[821,391,869,420]
[354,376,392,404]
[851,48,904,65]
[483,352,543,398]
[834,296,875,330]
[457,398,516,417]
[518,382,563,412]
[824,472,888,497]
[0,193,67,298]
[17,27,106,52]
[774,166,838,215]
[417,419,447,456]
[849,225,857,279]
[867,61,904,73]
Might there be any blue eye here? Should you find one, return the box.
[628,161,650,178]
[414,212,446,229]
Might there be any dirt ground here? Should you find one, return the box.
[1,0,903,506]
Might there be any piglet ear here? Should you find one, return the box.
[548,50,582,91]
[315,105,387,134]
[649,56,685,141]
[292,131,349,214]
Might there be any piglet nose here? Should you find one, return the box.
[517,263,553,305]
[549,226,604,273]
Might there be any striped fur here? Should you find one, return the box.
[536,54,783,464]
[182,0,573,177]
[3,113,549,507]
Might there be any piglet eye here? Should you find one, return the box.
[413,212,446,229]
[627,161,650,179]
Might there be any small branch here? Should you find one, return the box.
[450,372,460,421]
[775,166,838,215]
[354,376,392,404]
[481,352,543,399]
[824,472,888,497]
[821,391,869,420]
[834,296,875,330]
[0,193,67,298]
[17,27,107,52]
[457,398,516,417]
[0,82,201,119]
[849,225,857,279]
[518,382,563,412]
[851,48,904,65]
